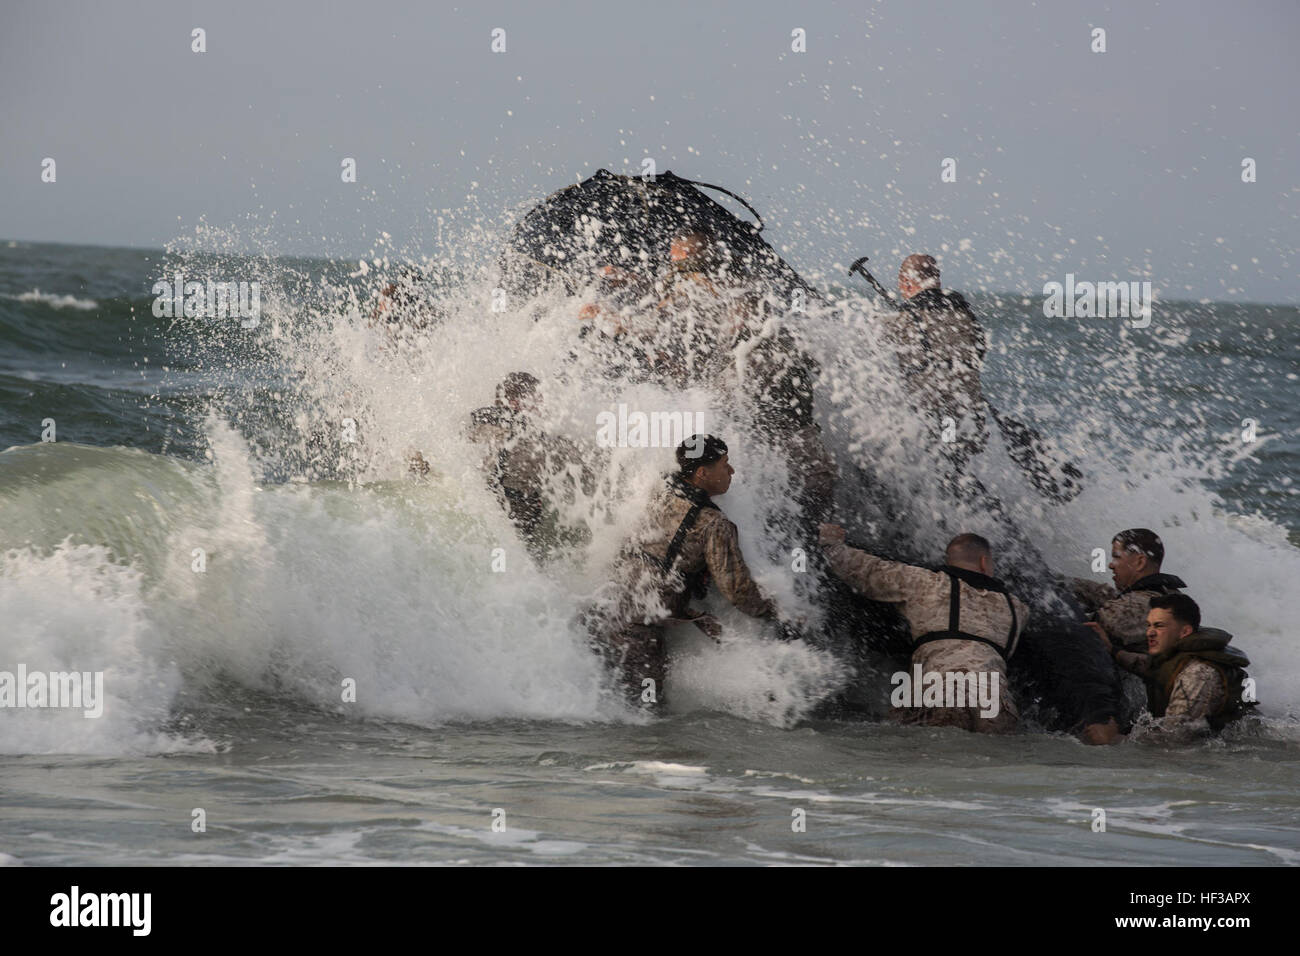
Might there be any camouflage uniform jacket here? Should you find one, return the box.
[1115,653,1226,723]
[879,289,988,445]
[1069,572,1187,650]
[1114,628,1251,732]
[613,476,775,626]
[824,543,1028,681]
[466,406,591,499]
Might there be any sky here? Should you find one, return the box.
[1,0,1296,301]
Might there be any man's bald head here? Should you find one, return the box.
[946,533,993,574]
[899,254,941,299]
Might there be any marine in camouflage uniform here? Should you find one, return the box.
[879,255,989,475]
[572,266,673,385]
[655,246,752,388]
[1105,594,1255,737]
[589,436,777,708]
[466,372,595,561]
[1074,528,1187,735]
[573,232,836,525]
[1070,572,1188,649]
[820,526,1028,733]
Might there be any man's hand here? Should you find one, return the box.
[1081,621,1113,653]
[818,522,847,547]
[1081,718,1123,746]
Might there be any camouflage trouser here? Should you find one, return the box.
[900,706,1018,734]
[895,669,1019,735]
[590,622,668,711]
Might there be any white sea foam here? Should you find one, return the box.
[0,543,206,755]
[4,288,98,310]
[1,231,1296,757]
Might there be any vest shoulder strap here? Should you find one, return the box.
[1004,590,1019,658]
[656,493,718,573]
[916,570,1018,662]
[660,502,703,572]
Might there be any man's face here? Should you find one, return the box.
[509,394,539,415]
[670,234,710,269]
[1145,608,1192,655]
[899,275,922,299]
[1108,540,1152,590]
[693,454,734,496]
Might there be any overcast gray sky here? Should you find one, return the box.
[2,0,1296,301]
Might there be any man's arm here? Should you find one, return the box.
[1066,576,1119,612]
[818,523,922,604]
[1084,620,1147,672]
[1113,649,1151,677]
[704,518,776,619]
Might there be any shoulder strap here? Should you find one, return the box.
[661,498,716,573]
[916,571,1018,661]
[661,503,703,572]
[947,571,961,632]
[1004,592,1019,659]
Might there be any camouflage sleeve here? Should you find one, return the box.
[1139,715,1212,743]
[1165,660,1226,721]
[1131,661,1225,741]
[704,518,776,619]
[823,543,925,605]
[1066,576,1118,612]
[1113,649,1151,677]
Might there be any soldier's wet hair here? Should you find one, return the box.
[1150,592,1200,632]
[1116,528,1164,565]
[946,533,992,565]
[671,227,714,247]
[677,434,727,475]
[900,253,941,290]
[495,371,540,406]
